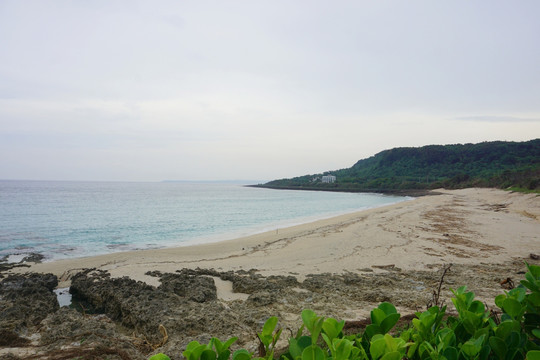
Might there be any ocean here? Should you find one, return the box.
[0,180,410,262]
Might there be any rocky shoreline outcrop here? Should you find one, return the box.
[0,273,58,347]
[1,258,536,359]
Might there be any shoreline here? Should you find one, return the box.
[246,184,439,197]
[9,188,539,288]
[1,192,411,265]
[2,187,539,358]
[0,182,411,264]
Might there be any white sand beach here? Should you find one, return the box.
[12,188,539,288]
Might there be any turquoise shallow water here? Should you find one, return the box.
[0,180,410,261]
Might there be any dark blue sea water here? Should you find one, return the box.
[0,180,409,261]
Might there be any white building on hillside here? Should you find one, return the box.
[321,175,336,183]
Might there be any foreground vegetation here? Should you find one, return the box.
[151,263,540,360]
[257,140,540,192]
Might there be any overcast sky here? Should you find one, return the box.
[1,1,539,182]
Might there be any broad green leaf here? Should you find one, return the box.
[399,328,411,342]
[527,350,540,360]
[350,347,362,360]
[262,316,278,337]
[407,340,418,359]
[211,338,222,353]
[371,308,387,326]
[312,318,325,344]
[288,338,304,359]
[369,335,386,360]
[469,300,485,315]
[414,310,436,337]
[302,310,318,330]
[185,341,202,354]
[333,338,353,360]
[378,302,398,315]
[508,287,527,302]
[464,291,475,306]
[452,289,475,318]
[436,328,456,348]
[232,349,252,360]
[462,311,483,335]
[529,292,540,307]
[495,320,521,340]
[222,337,238,352]
[474,328,490,343]
[380,313,400,334]
[383,334,397,352]
[302,345,326,360]
[258,334,272,348]
[200,349,217,360]
[443,346,458,360]
[522,268,539,291]
[302,310,324,344]
[507,332,522,350]
[526,263,540,278]
[321,333,331,351]
[522,280,538,292]
[461,335,485,358]
[451,286,468,295]
[461,342,479,358]
[355,341,369,360]
[418,341,434,358]
[533,329,540,339]
[495,294,506,309]
[298,336,312,349]
[380,351,401,360]
[217,350,230,360]
[503,298,523,318]
[322,318,344,341]
[295,324,305,339]
[489,336,507,359]
[364,323,382,340]
[187,344,208,360]
[478,344,491,360]
[149,354,171,360]
[412,318,423,332]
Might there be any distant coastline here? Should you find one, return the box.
[258,139,540,194]
[246,184,437,197]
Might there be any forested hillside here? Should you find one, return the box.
[258,139,540,192]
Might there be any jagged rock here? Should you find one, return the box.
[70,269,245,345]
[37,307,146,359]
[169,268,299,294]
[2,260,532,358]
[247,291,276,306]
[157,272,217,302]
[21,253,45,263]
[0,273,59,344]
[0,253,44,279]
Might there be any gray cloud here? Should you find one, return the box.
[1,0,539,181]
